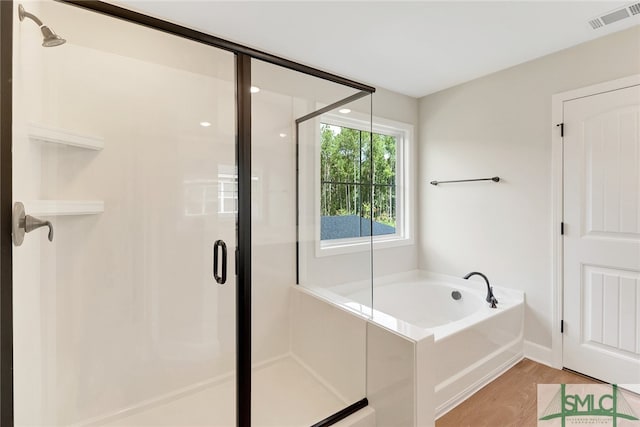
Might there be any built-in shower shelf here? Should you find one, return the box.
[27,123,104,150]
[24,200,104,216]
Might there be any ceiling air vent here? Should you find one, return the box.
[588,19,604,29]
[588,2,640,29]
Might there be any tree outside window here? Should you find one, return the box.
[320,123,396,241]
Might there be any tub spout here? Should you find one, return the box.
[488,294,498,309]
[463,271,498,308]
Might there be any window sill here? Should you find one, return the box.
[316,234,413,257]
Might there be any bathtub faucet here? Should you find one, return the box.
[463,272,498,308]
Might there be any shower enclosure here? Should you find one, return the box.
[4,1,375,426]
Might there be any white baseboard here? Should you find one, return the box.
[524,340,553,367]
[435,349,523,418]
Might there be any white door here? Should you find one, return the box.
[563,84,640,386]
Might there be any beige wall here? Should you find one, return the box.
[374,88,420,278]
[418,25,640,351]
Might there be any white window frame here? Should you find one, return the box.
[218,173,238,215]
[315,112,413,257]
[184,178,217,217]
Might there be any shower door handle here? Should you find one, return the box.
[213,240,227,284]
[12,201,54,246]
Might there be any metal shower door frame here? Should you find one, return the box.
[0,1,14,425]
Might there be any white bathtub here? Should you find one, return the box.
[311,270,525,419]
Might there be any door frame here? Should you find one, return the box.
[0,1,14,425]
[550,74,640,370]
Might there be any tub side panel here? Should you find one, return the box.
[367,322,416,426]
[434,303,524,416]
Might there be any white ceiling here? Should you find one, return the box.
[114,1,640,98]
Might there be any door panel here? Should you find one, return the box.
[12,2,236,425]
[563,84,640,385]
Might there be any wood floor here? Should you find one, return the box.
[435,358,599,427]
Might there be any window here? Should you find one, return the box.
[218,173,238,214]
[213,165,261,219]
[182,166,239,218]
[318,115,410,251]
[184,179,217,216]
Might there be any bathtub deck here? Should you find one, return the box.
[436,359,601,427]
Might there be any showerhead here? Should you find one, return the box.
[18,4,66,47]
[40,26,66,47]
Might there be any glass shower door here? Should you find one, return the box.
[12,1,236,425]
